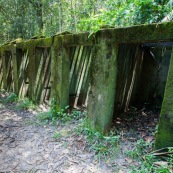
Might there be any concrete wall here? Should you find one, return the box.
[1,22,173,148]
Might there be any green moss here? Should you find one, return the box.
[0,44,12,52]
[96,22,173,43]
[87,33,118,133]
[16,40,35,50]
[155,49,173,149]
[34,37,53,47]
[59,32,93,46]
[10,38,22,44]
[51,38,70,112]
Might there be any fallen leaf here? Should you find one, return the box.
[144,136,154,142]
[125,158,133,163]
[154,161,168,167]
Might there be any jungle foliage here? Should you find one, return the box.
[0,0,173,43]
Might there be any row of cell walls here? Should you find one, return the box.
[0,52,3,89]
[69,46,92,108]
[17,48,29,98]
[135,45,172,107]
[34,47,51,104]
[113,44,144,117]
[4,51,14,92]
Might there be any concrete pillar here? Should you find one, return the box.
[155,48,173,149]
[1,50,7,90]
[28,45,36,101]
[51,36,70,111]
[87,31,118,133]
[11,44,18,94]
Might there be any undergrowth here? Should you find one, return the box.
[126,139,173,172]
[37,99,173,170]
[2,92,36,110]
[17,98,36,110]
[3,94,172,172]
[38,106,84,125]
[74,118,120,161]
[38,99,120,161]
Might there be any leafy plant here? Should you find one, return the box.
[52,132,62,141]
[75,118,120,160]
[5,92,18,103]
[38,98,85,125]
[17,98,35,110]
[125,139,153,159]
[125,139,173,172]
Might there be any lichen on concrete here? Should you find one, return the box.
[155,48,173,149]
[87,32,118,133]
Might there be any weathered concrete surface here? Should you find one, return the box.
[0,50,3,89]
[28,45,36,101]
[98,22,173,43]
[87,31,118,132]
[51,36,70,111]
[155,48,173,149]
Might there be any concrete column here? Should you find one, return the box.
[0,50,3,89]
[11,44,18,94]
[51,36,70,111]
[28,45,36,101]
[87,31,118,133]
[155,48,173,149]
[1,50,7,90]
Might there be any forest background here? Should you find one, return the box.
[0,0,173,44]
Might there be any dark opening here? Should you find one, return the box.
[114,42,172,116]
[112,42,172,143]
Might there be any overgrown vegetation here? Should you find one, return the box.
[37,99,120,161]
[38,100,84,125]
[17,98,36,110]
[1,92,35,110]
[0,0,173,43]
[75,118,120,161]
[1,92,173,172]
[37,100,173,172]
[125,139,173,172]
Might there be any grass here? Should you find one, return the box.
[38,100,120,161]
[17,98,36,110]
[5,92,18,103]
[125,139,153,159]
[125,139,173,172]
[52,131,62,140]
[38,104,84,125]
[74,118,120,161]
[1,92,36,110]
[2,93,172,172]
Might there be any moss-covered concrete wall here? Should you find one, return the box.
[0,48,3,89]
[155,48,173,149]
[87,31,118,133]
[1,22,173,148]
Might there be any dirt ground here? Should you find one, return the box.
[0,94,159,173]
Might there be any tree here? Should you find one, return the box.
[0,0,172,44]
